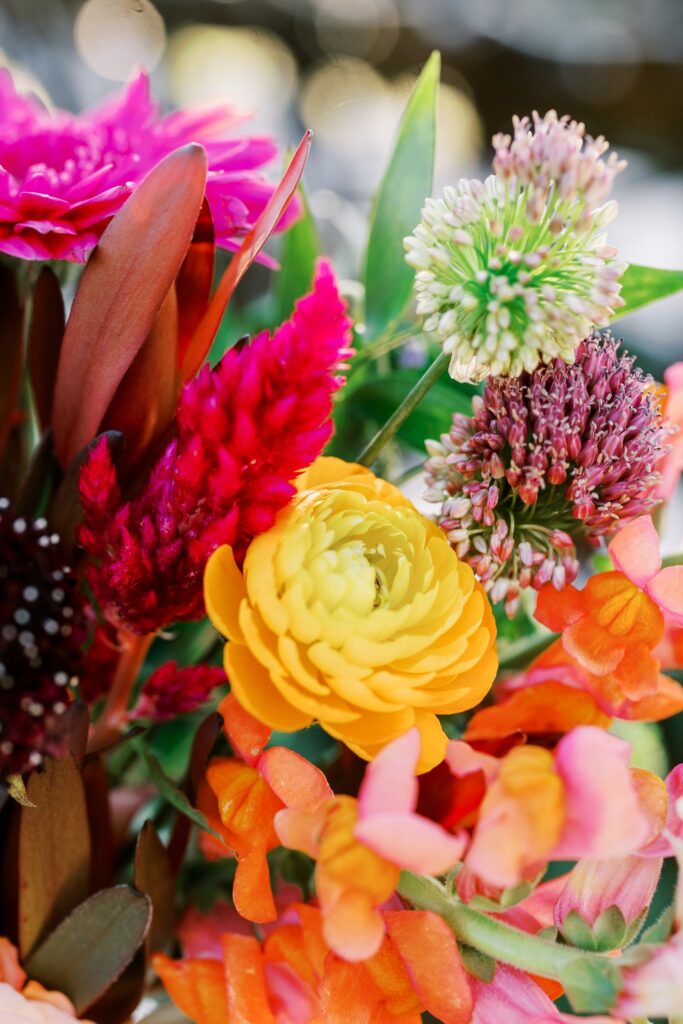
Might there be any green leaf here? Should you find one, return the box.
[335,368,475,453]
[363,51,440,339]
[25,886,151,1014]
[275,186,318,323]
[609,720,669,777]
[560,955,622,1013]
[612,263,683,322]
[637,902,674,946]
[19,756,91,958]
[133,738,225,845]
[459,943,495,982]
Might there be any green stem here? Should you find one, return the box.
[397,872,608,980]
[356,349,450,466]
[498,630,557,671]
[662,553,683,567]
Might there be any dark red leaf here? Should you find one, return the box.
[82,756,115,893]
[0,265,24,461]
[134,820,176,952]
[167,712,223,874]
[27,267,65,430]
[177,197,215,367]
[180,130,312,381]
[53,144,208,467]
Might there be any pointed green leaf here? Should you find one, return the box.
[133,738,225,844]
[25,886,151,1014]
[275,186,319,323]
[612,263,683,322]
[363,51,440,338]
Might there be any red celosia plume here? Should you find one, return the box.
[78,260,353,634]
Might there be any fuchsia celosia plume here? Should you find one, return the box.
[0,69,298,262]
[78,260,353,634]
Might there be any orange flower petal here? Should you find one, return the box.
[465,681,610,743]
[153,954,228,1024]
[223,933,276,1024]
[384,910,473,1024]
[534,583,584,632]
[258,745,333,811]
[218,692,271,765]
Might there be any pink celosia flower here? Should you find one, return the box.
[469,964,618,1024]
[657,361,683,499]
[425,333,666,614]
[130,661,226,721]
[0,69,298,262]
[79,260,353,633]
[354,728,467,874]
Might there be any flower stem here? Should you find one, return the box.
[88,630,155,753]
[397,872,608,980]
[662,553,683,567]
[356,348,450,466]
[498,630,557,671]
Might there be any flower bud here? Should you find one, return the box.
[554,855,662,951]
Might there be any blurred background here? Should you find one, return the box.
[1,0,682,371]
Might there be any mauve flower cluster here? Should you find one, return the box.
[79,261,352,635]
[405,111,625,382]
[425,332,666,614]
[0,69,296,261]
[0,501,85,776]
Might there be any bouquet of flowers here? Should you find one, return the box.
[2,51,683,1024]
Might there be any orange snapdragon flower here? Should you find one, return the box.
[536,516,683,700]
[154,902,472,1024]
[196,694,332,922]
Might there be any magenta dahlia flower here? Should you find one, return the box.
[425,332,666,615]
[0,69,297,262]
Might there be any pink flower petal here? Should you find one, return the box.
[554,727,650,859]
[357,727,420,818]
[608,516,661,587]
[646,566,683,625]
[354,812,466,875]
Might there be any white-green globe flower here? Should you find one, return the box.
[405,111,627,382]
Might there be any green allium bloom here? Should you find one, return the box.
[405,111,626,382]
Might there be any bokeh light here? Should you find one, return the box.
[74,0,165,81]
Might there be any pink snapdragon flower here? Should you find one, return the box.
[469,965,618,1024]
[0,69,297,261]
[657,361,683,499]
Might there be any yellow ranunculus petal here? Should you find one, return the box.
[204,545,247,643]
[204,456,498,769]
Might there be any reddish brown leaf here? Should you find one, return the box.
[134,820,175,953]
[19,756,91,958]
[82,757,115,893]
[177,197,215,367]
[102,283,180,466]
[180,130,312,381]
[0,265,24,461]
[53,144,208,468]
[27,267,65,430]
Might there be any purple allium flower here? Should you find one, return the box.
[405,112,625,382]
[424,332,666,615]
[0,501,87,777]
[0,69,297,262]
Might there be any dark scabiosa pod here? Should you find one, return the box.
[425,332,667,615]
[0,500,87,776]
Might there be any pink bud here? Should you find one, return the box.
[554,856,662,951]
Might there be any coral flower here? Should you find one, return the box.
[536,516,683,698]
[204,456,498,772]
[425,333,666,612]
[657,360,683,499]
[154,901,472,1023]
[79,261,352,633]
[0,69,297,261]
[406,111,625,382]
[195,695,332,923]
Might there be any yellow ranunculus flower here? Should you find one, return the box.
[204,457,497,771]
